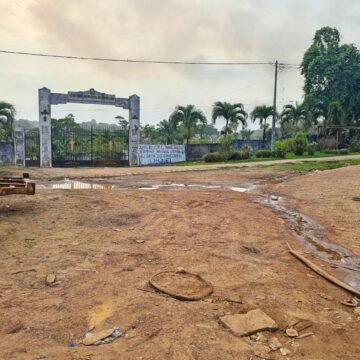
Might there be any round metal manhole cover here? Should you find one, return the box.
[149,271,213,300]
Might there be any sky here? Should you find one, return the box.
[1,0,360,130]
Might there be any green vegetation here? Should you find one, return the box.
[294,131,308,155]
[0,101,15,140]
[262,159,360,172]
[169,105,207,145]
[273,140,288,158]
[251,105,274,142]
[350,136,360,152]
[212,101,247,136]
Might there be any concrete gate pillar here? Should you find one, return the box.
[128,94,140,166]
[38,87,52,167]
[14,128,25,166]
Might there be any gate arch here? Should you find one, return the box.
[38,87,140,167]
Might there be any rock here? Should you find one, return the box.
[176,267,186,273]
[319,293,333,300]
[269,337,282,350]
[219,309,278,337]
[82,328,115,346]
[280,348,291,356]
[286,328,299,338]
[354,307,360,316]
[341,298,358,307]
[135,239,145,244]
[270,195,279,201]
[252,343,272,359]
[45,274,56,286]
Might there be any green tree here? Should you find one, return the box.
[250,105,274,142]
[301,27,360,127]
[240,128,254,140]
[0,101,16,140]
[51,114,79,132]
[212,101,247,136]
[170,105,207,144]
[116,116,128,132]
[156,119,178,144]
[141,124,159,144]
[280,102,308,133]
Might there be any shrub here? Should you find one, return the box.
[219,136,232,157]
[229,146,251,160]
[294,131,308,155]
[338,148,350,155]
[256,149,273,158]
[350,136,360,152]
[273,140,288,158]
[203,152,227,162]
[286,137,296,153]
[316,137,337,151]
[307,142,317,155]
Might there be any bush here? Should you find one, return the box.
[203,152,227,163]
[255,149,273,158]
[316,137,337,151]
[350,136,360,152]
[219,136,232,157]
[339,148,350,155]
[323,148,350,155]
[273,140,288,158]
[294,131,308,155]
[286,138,296,153]
[307,142,317,155]
[229,146,251,160]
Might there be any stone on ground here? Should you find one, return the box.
[219,309,278,337]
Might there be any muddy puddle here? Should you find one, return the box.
[262,195,360,290]
[37,179,254,193]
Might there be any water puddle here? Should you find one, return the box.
[262,195,360,290]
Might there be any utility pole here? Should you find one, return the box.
[271,60,278,150]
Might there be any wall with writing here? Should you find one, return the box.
[139,144,186,165]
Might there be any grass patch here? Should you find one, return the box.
[175,151,360,167]
[260,159,360,172]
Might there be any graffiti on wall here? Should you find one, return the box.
[139,144,186,165]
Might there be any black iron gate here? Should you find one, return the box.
[25,128,40,167]
[51,125,128,167]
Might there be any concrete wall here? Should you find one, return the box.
[186,139,270,161]
[139,144,186,165]
[0,141,15,164]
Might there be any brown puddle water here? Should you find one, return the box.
[261,195,360,290]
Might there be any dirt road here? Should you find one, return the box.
[0,164,359,359]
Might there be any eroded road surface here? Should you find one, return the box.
[0,165,359,359]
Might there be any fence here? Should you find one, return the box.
[186,139,270,161]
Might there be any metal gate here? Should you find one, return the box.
[51,125,128,167]
[25,128,40,167]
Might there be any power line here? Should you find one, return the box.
[0,49,299,66]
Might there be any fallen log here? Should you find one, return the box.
[287,241,360,297]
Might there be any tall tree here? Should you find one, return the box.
[156,119,179,144]
[250,105,274,142]
[169,105,207,144]
[0,101,16,140]
[280,102,308,133]
[212,101,247,136]
[301,27,360,127]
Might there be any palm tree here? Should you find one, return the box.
[169,105,207,144]
[250,105,274,143]
[280,102,308,133]
[157,119,177,144]
[0,101,16,140]
[212,101,247,136]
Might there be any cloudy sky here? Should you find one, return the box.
[1,0,359,130]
